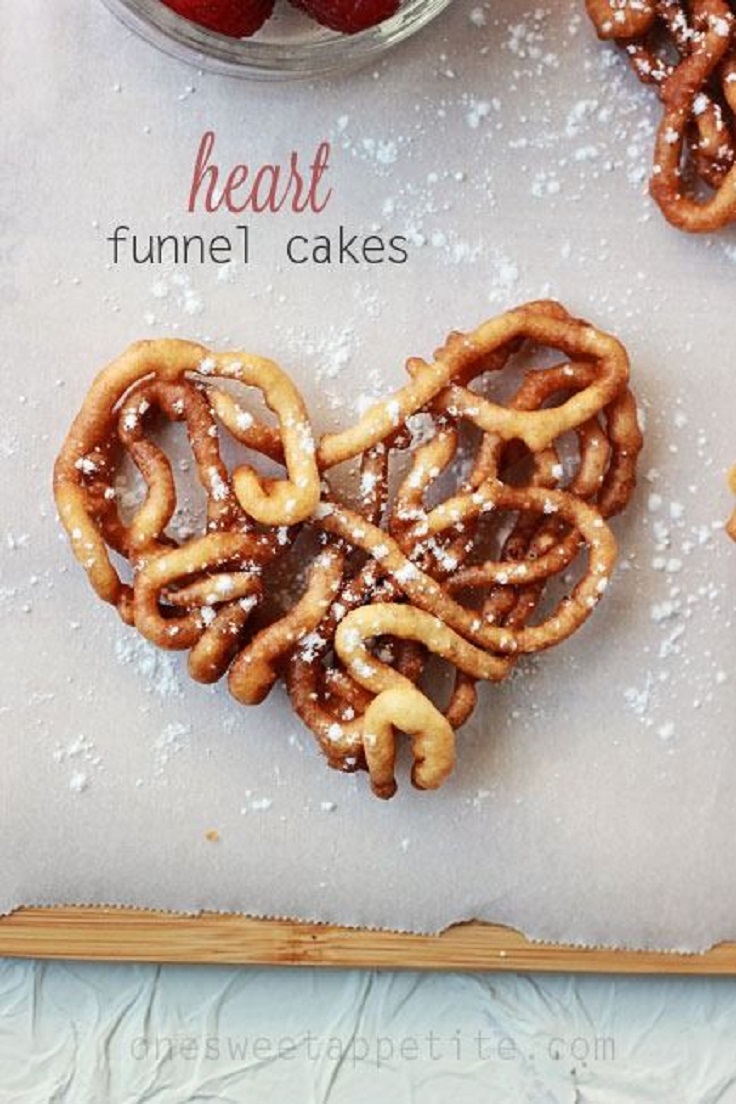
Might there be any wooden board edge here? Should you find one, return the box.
[1,906,735,973]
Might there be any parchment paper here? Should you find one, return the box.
[1,0,734,951]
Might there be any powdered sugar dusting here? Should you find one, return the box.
[114,630,184,698]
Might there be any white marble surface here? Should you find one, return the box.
[3,957,736,1102]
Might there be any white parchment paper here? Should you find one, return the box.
[1,0,734,950]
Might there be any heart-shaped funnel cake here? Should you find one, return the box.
[54,301,644,798]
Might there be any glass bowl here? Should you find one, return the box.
[100,0,455,80]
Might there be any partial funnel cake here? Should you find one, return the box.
[586,0,736,232]
[54,302,643,798]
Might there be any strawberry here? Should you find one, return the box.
[160,0,275,38]
[296,0,400,33]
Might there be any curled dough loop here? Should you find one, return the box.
[53,338,320,611]
[363,687,456,800]
[318,306,630,464]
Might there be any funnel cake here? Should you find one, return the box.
[54,303,643,798]
[586,0,736,232]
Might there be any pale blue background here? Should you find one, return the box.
[2,960,736,1101]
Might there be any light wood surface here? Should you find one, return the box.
[1,907,735,973]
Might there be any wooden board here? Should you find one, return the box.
[2,907,736,973]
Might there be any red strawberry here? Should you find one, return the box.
[297,0,400,34]
[161,0,274,37]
